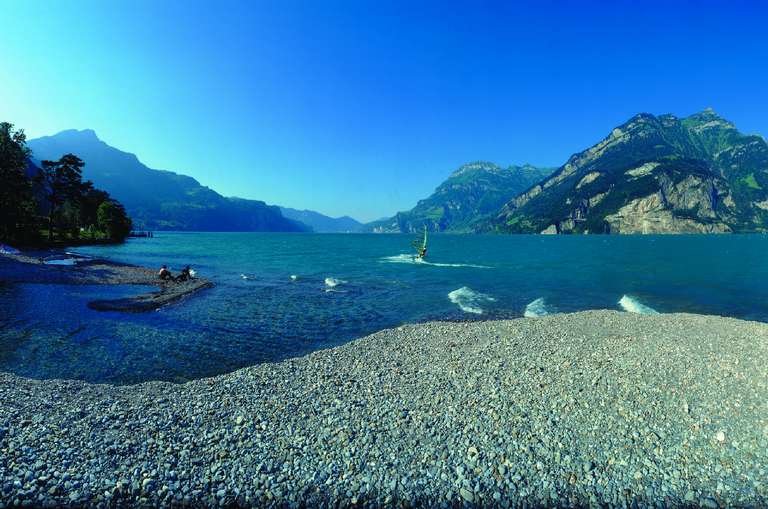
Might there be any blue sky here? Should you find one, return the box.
[2,0,767,222]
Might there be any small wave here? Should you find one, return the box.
[524,297,553,317]
[0,244,21,255]
[241,274,253,280]
[325,277,347,287]
[324,288,348,294]
[380,254,489,269]
[448,287,496,314]
[44,258,87,266]
[618,295,659,315]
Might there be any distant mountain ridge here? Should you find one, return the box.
[27,110,768,236]
[367,162,554,233]
[28,130,308,232]
[279,207,363,233]
[486,109,768,234]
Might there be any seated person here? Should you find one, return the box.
[175,265,192,282]
[158,265,172,281]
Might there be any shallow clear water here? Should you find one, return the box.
[1,232,767,384]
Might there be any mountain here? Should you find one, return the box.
[27,129,308,232]
[487,109,768,234]
[279,207,363,233]
[368,162,554,233]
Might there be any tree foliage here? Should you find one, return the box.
[0,121,133,245]
[0,122,37,242]
[97,199,132,240]
[40,154,87,240]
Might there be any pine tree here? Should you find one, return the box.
[0,122,37,242]
[40,154,86,241]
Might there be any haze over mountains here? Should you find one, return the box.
[28,130,312,232]
[25,109,768,235]
[279,208,363,233]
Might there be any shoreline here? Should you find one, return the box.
[0,250,213,312]
[1,310,766,507]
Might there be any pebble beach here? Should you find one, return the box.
[1,310,766,507]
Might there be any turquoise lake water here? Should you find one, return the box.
[1,233,767,384]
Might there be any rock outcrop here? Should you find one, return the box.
[488,109,768,234]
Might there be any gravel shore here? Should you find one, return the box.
[1,310,767,508]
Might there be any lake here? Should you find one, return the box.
[1,232,767,384]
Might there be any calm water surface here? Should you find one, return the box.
[1,233,767,384]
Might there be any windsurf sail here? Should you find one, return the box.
[411,226,428,259]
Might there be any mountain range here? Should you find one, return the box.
[26,109,768,236]
[367,162,554,233]
[279,207,363,233]
[28,130,311,232]
[486,109,768,234]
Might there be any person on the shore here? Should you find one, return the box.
[158,265,172,281]
[175,265,192,282]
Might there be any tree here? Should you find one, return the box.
[1,121,133,245]
[97,199,132,240]
[79,185,110,230]
[39,154,86,241]
[0,122,36,242]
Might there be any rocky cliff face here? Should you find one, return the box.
[368,162,553,233]
[489,109,768,234]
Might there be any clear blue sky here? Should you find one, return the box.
[2,0,767,222]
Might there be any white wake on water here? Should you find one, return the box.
[448,287,496,314]
[325,277,347,288]
[618,295,659,315]
[524,297,554,317]
[44,257,88,266]
[380,254,490,269]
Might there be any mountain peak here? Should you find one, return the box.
[627,112,657,122]
[450,161,501,177]
[690,107,722,119]
[27,131,307,232]
[515,163,543,171]
[49,128,102,143]
[684,108,735,131]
